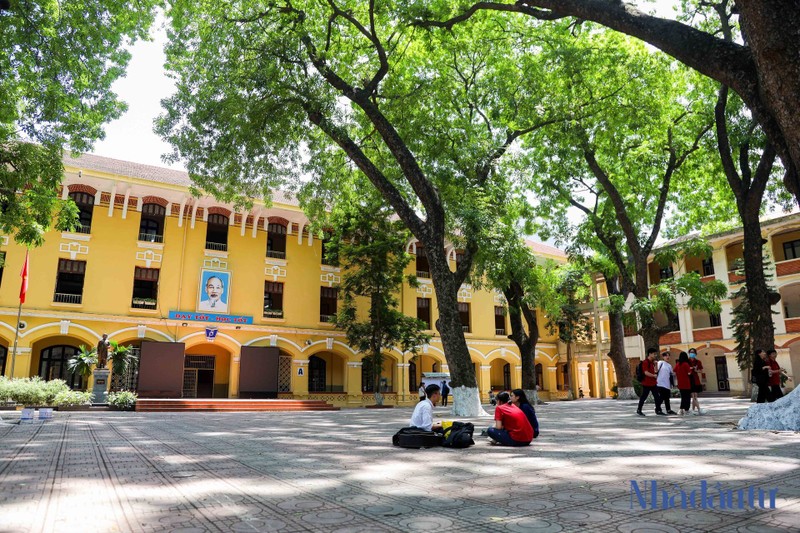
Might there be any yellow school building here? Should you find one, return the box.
[0,153,569,406]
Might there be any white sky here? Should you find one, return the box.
[90,2,680,172]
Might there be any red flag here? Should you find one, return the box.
[19,250,29,304]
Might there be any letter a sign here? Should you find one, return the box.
[298,367,304,376]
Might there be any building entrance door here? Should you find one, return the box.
[183,356,216,398]
[715,356,730,391]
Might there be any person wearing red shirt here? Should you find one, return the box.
[674,351,694,415]
[687,348,705,415]
[637,348,662,417]
[487,392,533,446]
[767,349,784,401]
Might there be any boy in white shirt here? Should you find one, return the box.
[409,384,443,432]
[656,352,678,415]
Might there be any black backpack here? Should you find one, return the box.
[442,421,475,448]
[635,361,645,382]
[392,427,444,449]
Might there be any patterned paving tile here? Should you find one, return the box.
[1,397,799,532]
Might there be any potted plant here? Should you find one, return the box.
[67,345,98,391]
[107,390,138,411]
[108,341,138,392]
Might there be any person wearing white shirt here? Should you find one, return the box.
[656,352,678,415]
[409,384,443,432]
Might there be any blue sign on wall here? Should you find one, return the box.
[168,310,253,325]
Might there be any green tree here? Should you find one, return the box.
[473,220,561,400]
[66,345,97,392]
[157,1,585,415]
[0,0,159,245]
[527,32,728,352]
[417,0,800,209]
[325,193,430,406]
[549,264,593,400]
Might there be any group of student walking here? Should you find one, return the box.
[752,349,788,403]
[637,347,706,416]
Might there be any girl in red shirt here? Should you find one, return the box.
[688,348,704,415]
[674,352,694,416]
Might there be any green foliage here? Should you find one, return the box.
[109,341,138,380]
[326,192,430,396]
[1,0,159,246]
[53,390,92,407]
[67,345,97,390]
[0,377,70,406]
[550,265,594,346]
[108,390,138,410]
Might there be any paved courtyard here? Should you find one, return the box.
[1,397,799,533]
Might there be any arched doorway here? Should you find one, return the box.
[489,359,509,391]
[38,345,82,389]
[308,352,345,392]
[535,363,543,390]
[184,343,231,398]
[361,355,397,392]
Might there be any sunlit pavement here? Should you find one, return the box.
[1,397,798,532]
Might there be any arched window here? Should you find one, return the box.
[38,345,82,389]
[69,192,94,233]
[206,213,229,250]
[267,222,287,259]
[308,355,326,392]
[139,203,166,242]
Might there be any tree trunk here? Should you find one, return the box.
[740,213,776,353]
[736,1,800,201]
[428,253,485,416]
[504,284,538,393]
[639,327,662,357]
[607,307,636,400]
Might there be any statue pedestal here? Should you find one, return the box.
[91,369,110,404]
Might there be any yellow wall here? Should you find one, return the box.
[0,155,563,405]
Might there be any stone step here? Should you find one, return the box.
[135,399,339,412]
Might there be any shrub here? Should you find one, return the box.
[108,390,138,410]
[53,390,93,406]
[0,377,77,406]
[610,384,619,399]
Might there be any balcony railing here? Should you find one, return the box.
[266,250,286,259]
[320,314,336,323]
[416,270,431,279]
[131,298,157,309]
[495,328,506,335]
[462,325,471,333]
[138,233,164,243]
[776,257,800,277]
[263,308,284,319]
[205,241,228,251]
[54,293,82,304]
[72,224,91,234]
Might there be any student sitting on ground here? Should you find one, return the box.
[487,391,533,446]
[510,389,539,439]
[409,384,443,432]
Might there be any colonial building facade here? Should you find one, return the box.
[0,153,567,406]
[571,213,800,398]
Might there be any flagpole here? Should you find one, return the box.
[10,250,29,378]
[9,300,22,378]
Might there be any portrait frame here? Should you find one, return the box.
[197,269,231,314]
